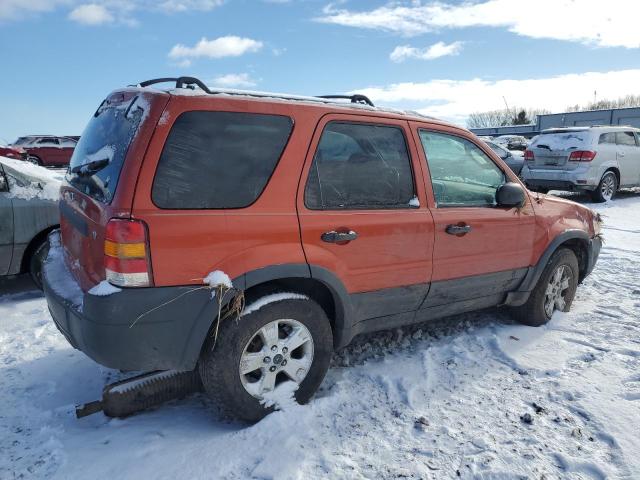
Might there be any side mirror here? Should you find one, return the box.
[496,182,525,208]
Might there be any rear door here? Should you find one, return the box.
[298,114,434,323]
[615,131,640,186]
[413,126,535,307]
[0,166,13,274]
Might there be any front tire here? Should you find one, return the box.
[591,171,617,202]
[198,296,333,422]
[512,248,579,327]
[29,239,50,290]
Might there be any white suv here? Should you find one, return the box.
[521,126,640,202]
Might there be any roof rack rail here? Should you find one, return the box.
[133,76,376,108]
[317,94,374,107]
[134,77,214,93]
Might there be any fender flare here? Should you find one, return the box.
[181,264,354,368]
[504,229,590,307]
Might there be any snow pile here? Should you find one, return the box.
[88,280,121,297]
[259,381,299,411]
[203,270,232,299]
[243,292,308,316]
[531,132,591,150]
[409,195,420,207]
[42,231,84,309]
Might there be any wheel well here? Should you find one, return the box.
[243,278,338,340]
[20,226,58,274]
[604,167,620,185]
[559,238,589,282]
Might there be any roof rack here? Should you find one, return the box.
[133,76,375,108]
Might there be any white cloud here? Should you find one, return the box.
[390,41,463,62]
[68,4,113,25]
[318,0,640,48]
[0,0,71,20]
[211,73,258,88]
[158,0,225,13]
[168,36,263,60]
[354,69,640,125]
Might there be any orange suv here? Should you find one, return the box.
[42,77,602,421]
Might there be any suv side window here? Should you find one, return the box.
[419,130,505,207]
[616,131,637,146]
[152,111,293,209]
[599,132,616,144]
[37,137,59,145]
[305,122,415,210]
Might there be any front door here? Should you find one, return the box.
[297,114,434,323]
[412,126,536,307]
[0,167,14,275]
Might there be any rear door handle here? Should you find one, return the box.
[446,224,472,235]
[321,230,358,243]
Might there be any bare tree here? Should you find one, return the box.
[566,94,640,112]
[466,107,550,128]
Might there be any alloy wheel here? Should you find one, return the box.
[239,318,314,398]
[544,265,571,318]
[600,173,616,201]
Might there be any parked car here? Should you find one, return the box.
[482,139,525,175]
[522,126,640,202]
[0,156,61,288]
[495,135,529,151]
[12,135,78,167]
[42,77,602,421]
[0,143,27,161]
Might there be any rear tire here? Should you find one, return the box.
[591,171,617,202]
[198,296,333,422]
[29,239,50,290]
[511,248,579,327]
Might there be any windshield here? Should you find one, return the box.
[66,97,144,203]
[531,131,591,151]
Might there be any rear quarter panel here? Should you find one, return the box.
[131,95,322,286]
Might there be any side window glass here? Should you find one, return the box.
[305,122,415,209]
[419,131,506,207]
[616,131,637,146]
[599,133,616,144]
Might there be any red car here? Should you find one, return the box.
[12,135,78,166]
[0,143,27,160]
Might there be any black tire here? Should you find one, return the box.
[511,248,579,327]
[27,155,42,166]
[29,239,50,290]
[591,171,617,203]
[198,297,333,422]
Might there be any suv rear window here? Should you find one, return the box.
[67,97,145,203]
[152,111,292,209]
[531,131,591,150]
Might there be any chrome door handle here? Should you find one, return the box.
[321,230,358,243]
[446,224,472,235]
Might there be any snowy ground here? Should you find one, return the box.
[1,191,639,479]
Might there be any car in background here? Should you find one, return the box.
[495,135,529,151]
[0,156,61,288]
[12,135,78,167]
[521,126,640,202]
[482,139,525,175]
[0,143,27,161]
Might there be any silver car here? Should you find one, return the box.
[521,126,640,202]
[0,157,61,288]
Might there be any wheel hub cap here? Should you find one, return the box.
[543,265,571,318]
[239,318,314,399]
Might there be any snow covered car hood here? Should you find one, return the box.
[0,156,63,201]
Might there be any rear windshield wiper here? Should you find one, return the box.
[70,158,110,177]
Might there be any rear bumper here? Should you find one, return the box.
[42,248,217,371]
[522,166,597,191]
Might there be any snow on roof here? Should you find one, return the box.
[0,156,63,201]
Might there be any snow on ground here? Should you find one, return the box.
[1,191,639,479]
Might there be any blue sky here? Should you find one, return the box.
[1,0,639,142]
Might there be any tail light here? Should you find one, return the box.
[104,219,153,287]
[569,150,597,162]
[524,150,534,161]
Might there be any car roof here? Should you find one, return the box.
[124,76,464,132]
[541,126,640,134]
